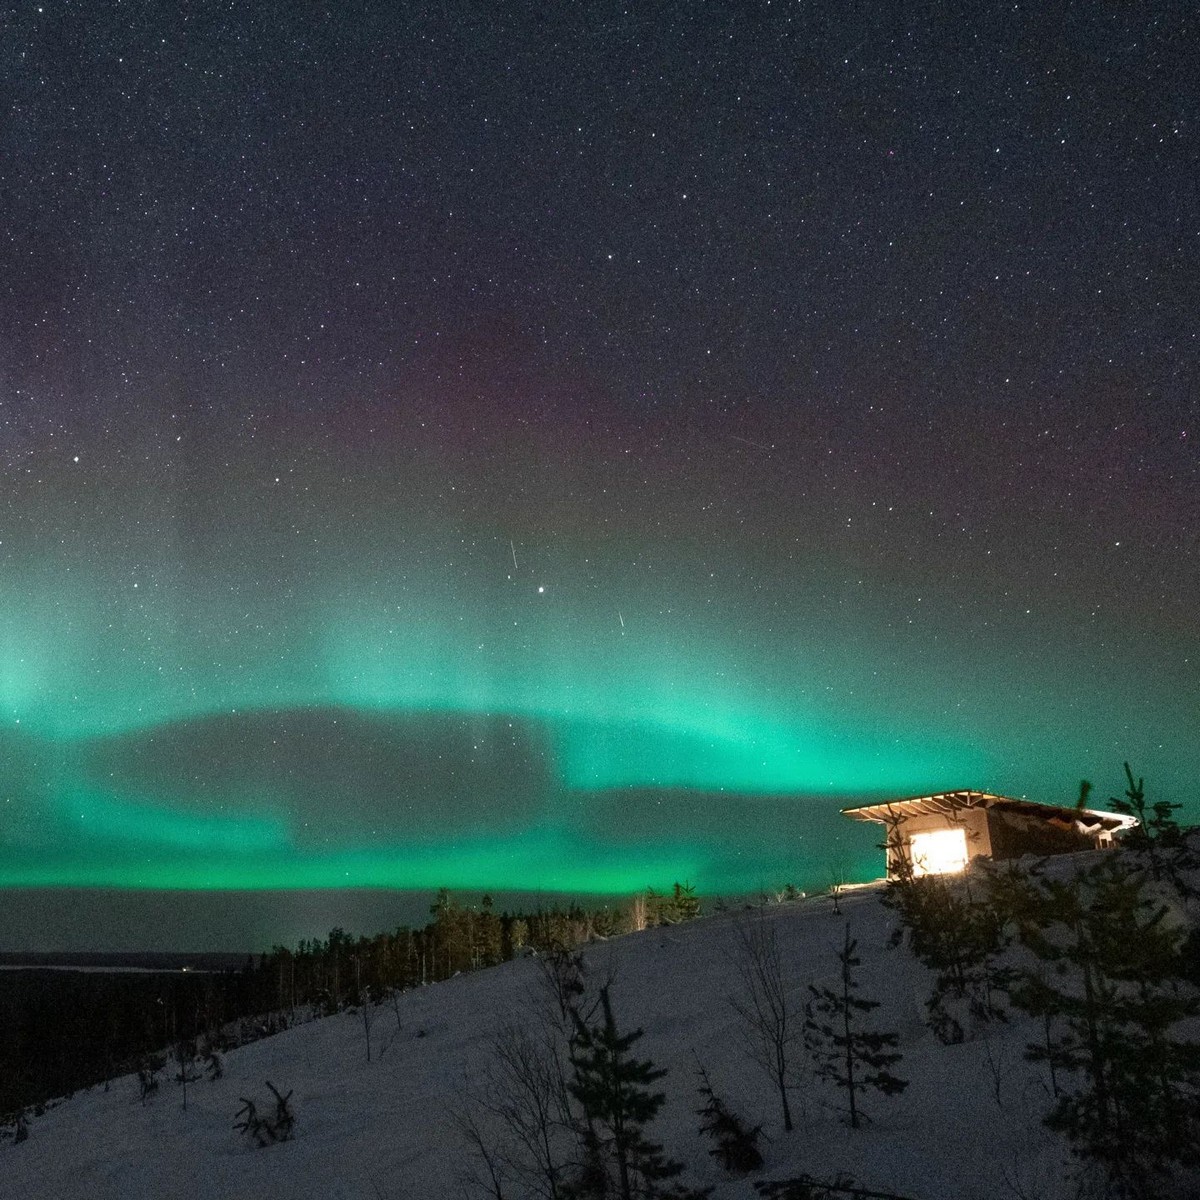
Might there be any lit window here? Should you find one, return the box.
[908,828,968,877]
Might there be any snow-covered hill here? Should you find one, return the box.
[0,881,1166,1199]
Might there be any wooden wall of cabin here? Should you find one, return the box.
[985,808,1095,861]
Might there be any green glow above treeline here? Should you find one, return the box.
[0,498,1194,904]
[0,694,960,894]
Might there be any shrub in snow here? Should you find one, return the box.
[754,1175,916,1199]
[136,1054,164,1104]
[234,1081,295,1147]
[202,1048,224,1081]
[358,984,375,1063]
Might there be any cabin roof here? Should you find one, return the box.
[841,790,1138,834]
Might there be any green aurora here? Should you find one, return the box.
[3,1,1198,954]
[1,507,1194,911]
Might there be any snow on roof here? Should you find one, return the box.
[842,789,1139,833]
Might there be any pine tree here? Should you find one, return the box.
[694,1063,763,1173]
[566,986,698,1199]
[669,883,701,923]
[592,906,622,939]
[1109,763,1195,894]
[998,853,1200,1196]
[804,926,907,1128]
[643,888,666,928]
[883,872,1010,1042]
[429,889,470,978]
[473,894,504,968]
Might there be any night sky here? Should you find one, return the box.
[1,2,1196,950]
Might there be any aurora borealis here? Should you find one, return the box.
[1,3,1196,948]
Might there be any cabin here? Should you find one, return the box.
[842,789,1138,880]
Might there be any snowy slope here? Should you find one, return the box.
[0,883,1120,1200]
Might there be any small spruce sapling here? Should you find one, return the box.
[173,1038,201,1110]
[694,1062,763,1173]
[804,926,907,1128]
[826,862,848,915]
[1109,762,1194,893]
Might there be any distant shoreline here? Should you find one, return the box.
[0,950,251,972]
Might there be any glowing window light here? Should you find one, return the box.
[908,827,968,877]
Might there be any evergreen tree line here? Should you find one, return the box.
[251,882,703,1018]
[0,883,702,1123]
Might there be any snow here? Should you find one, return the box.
[0,881,1153,1199]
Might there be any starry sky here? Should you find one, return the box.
[1,2,1196,950]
